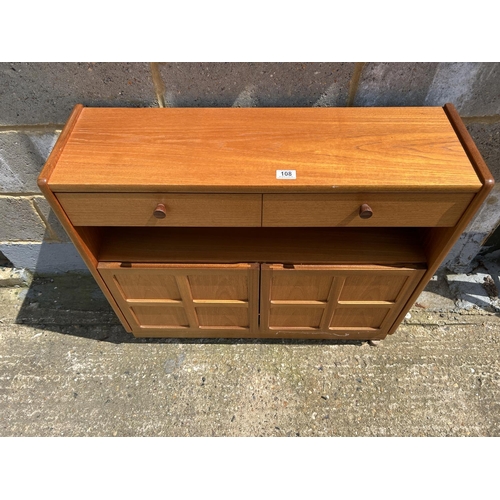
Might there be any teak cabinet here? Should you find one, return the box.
[38,105,494,340]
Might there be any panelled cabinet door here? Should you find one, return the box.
[260,264,425,339]
[98,263,259,337]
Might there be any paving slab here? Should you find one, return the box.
[0,267,32,287]
[0,273,499,437]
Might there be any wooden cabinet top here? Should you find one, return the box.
[44,105,483,193]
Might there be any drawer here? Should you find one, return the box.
[56,193,262,227]
[262,193,474,227]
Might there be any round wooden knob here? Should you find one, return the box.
[153,203,167,219]
[359,203,373,219]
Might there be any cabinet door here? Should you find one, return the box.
[98,263,259,337]
[260,264,425,340]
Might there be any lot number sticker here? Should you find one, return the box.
[276,170,297,180]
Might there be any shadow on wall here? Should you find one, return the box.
[0,250,13,266]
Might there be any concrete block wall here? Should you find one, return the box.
[1,62,499,274]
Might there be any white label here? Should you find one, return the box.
[276,170,296,180]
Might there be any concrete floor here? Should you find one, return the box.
[1,263,499,437]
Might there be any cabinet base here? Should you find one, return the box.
[128,328,388,341]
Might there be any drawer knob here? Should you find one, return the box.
[359,203,373,219]
[153,203,167,219]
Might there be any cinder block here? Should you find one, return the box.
[353,62,438,106]
[0,62,157,125]
[0,131,59,193]
[32,197,70,242]
[465,121,500,180]
[424,62,500,116]
[0,197,46,241]
[159,62,355,107]
[0,242,88,274]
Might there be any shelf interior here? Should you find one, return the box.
[75,227,429,266]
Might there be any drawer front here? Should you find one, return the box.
[56,193,262,227]
[262,193,474,227]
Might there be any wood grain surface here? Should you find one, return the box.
[56,193,262,226]
[48,107,482,193]
[262,193,474,227]
[260,264,425,338]
[98,264,259,335]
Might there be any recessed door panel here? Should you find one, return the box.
[113,273,181,300]
[196,307,250,328]
[338,274,409,302]
[132,306,189,328]
[330,307,391,329]
[188,273,249,300]
[270,274,333,301]
[269,306,325,329]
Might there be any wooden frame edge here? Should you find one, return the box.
[443,103,495,190]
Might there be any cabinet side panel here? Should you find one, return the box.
[40,189,132,332]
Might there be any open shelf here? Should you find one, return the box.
[81,227,428,265]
